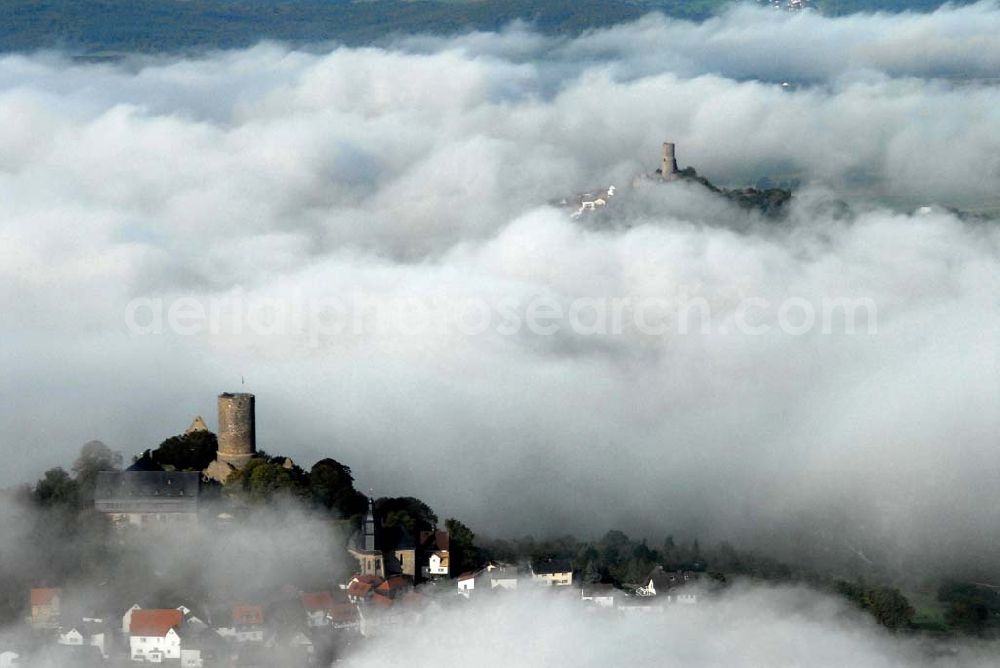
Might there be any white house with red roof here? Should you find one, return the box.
[346,574,382,603]
[301,592,336,628]
[419,530,450,578]
[122,604,141,634]
[128,608,183,662]
[230,605,264,642]
[29,588,61,629]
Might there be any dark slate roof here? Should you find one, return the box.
[94,471,199,513]
[645,566,699,592]
[488,565,518,579]
[127,455,164,472]
[532,559,573,575]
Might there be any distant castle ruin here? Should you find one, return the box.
[204,392,257,483]
[216,393,256,468]
[660,141,679,180]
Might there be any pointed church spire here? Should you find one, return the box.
[363,494,376,552]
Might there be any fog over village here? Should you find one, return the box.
[0,1,999,666]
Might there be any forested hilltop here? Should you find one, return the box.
[0,0,978,55]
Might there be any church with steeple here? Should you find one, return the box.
[347,497,385,578]
[346,496,450,581]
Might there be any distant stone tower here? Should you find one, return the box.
[216,393,255,469]
[661,142,679,180]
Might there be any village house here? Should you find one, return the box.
[229,605,264,642]
[569,185,616,218]
[374,575,413,602]
[128,608,183,663]
[530,559,574,586]
[122,604,142,633]
[29,588,60,629]
[636,566,700,603]
[299,588,360,630]
[346,574,382,603]
[94,462,199,528]
[57,621,108,658]
[328,599,360,631]
[456,571,479,597]
[301,591,337,628]
[123,605,212,666]
[176,605,209,632]
[485,563,519,590]
[456,565,518,597]
[580,583,622,608]
[420,530,450,578]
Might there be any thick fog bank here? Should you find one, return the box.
[1,4,998,573]
[347,587,999,667]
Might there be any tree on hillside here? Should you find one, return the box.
[939,581,1000,635]
[72,440,123,502]
[599,530,630,566]
[866,587,915,630]
[33,468,79,508]
[227,456,309,503]
[309,458,367,520]
[445,518,481,575]
[376,497,438,533]
[151,430,218,471]
[835,579,914,631]
[72,440,122,477]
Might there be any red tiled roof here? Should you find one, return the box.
[347,581,374,598]
[328,604,359,623]
[301,592,335,611]
[356,574,381,585]
[130,609,183,637]
[30,588,60,606]
[420,530,449,552]
[433,531,449,552]
[232,605,263,625]
[376,575,410,593]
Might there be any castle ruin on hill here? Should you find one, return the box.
[204,392,257,483]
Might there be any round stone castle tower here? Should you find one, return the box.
[217,392,255,469]
[661,142,679,180]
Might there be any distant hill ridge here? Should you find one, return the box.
[0,0,978,55]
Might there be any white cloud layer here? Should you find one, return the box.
[347,587,999,668]
[1,4,998,573]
